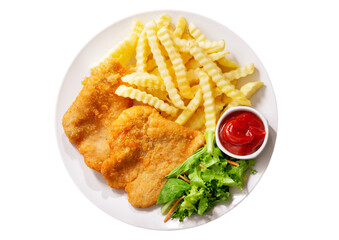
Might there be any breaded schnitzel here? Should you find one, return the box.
[101,106,205,208]
[62,57,133,172]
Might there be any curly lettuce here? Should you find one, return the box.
[157,130,256,221]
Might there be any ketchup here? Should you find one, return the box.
[219,111,266,156]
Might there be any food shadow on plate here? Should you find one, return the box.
[108,188,127,198]
[255,125,276,176]
[81,161,127,200]
[60,131,142,201]
[60,133,112,191]
[235,125,276,196]
[60,134,81,162]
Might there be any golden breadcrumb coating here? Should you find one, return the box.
[101,106,205,207]
[62,57,133,172]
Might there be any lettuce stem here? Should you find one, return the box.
[204,130,215,155]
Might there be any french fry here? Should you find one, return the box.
[158,27,193,99]
[189,41,250,106]
[146,57,157,72]
[208,51,230,61]
[240,81,264,98]
[135,30,149,72]
[150,66,161,76]
[174,38,225,54]
[173,37,191,52]
[96,19,143,67]
[136,86,169,102]
[115,85,178,116]
[217,57,239,68]
[188,23,207,42]
[186,51,230,70]
[215,95,226,113]
[145,21,185,109]
[182,32,193,40]
[212,86,223,98]
[186,68,200,85]
[198,39,225,53]
[156,14,172,29]
[224,63,255,82]
[184,107,205,130]
[223,101,239,111]
[180,52,192,64]
[91,19,143,69]
[221,81,264,114]
[185,58,200,70]
[175,89,202,125]
[173,16,186,38]
[121,72,166,91]
[221,93,232,104]
[141,87,168,101]
[198,70,216,131]
[190,85,201,95]
[158,40,169,58]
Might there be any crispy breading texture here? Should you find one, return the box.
[101,106,205,208]
[62,57,133,172]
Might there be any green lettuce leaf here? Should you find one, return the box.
[198,197,209,215]
[165,146,207,179]
[157,178,190,204]
[188,166,205,188]
[180,185,204,210]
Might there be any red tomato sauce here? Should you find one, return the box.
[219,111,266,156]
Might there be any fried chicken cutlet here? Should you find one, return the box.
[62,57,133,172]
[101,106,205,208]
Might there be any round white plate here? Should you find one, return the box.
[55,10,278,230]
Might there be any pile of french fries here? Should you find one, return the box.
[93,14,263,132]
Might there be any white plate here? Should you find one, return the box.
[55,10,278,230]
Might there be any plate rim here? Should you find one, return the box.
[55,9,278,230]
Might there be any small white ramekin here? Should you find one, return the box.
[215,106,269,159]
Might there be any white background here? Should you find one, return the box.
[1,0,338,239]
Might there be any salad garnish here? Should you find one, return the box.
[157,131,256,222]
